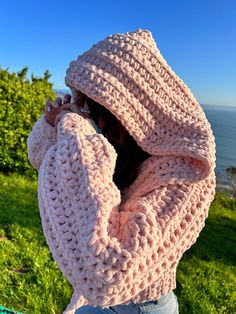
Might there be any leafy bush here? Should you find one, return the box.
[0,67,56,179]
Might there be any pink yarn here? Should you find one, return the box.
[27,29,216,314]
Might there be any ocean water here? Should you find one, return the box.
[202,104,236,184]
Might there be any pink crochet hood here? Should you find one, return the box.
[65,29,216,189]
[27,28,216,314]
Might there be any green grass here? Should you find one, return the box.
[176,191,236,314]
[0,172,235,314]
[0,172,72,314]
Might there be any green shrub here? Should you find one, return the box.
[0,67,56,179]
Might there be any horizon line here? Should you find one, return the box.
[53,89,236,108]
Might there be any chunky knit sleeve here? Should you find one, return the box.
[38,112,216,311]
[27,113,58,171]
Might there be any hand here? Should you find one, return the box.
[45,92,88,127]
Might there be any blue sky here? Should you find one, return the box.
[0,0,235,106]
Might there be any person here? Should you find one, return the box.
[27,29,216,314]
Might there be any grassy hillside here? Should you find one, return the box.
[0,172,235,314]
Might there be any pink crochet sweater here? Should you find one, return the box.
[27,110,216,313]
[27,29,216,314]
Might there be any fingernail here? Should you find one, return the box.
[55,97,62,108]
[63,95,71,104]
[47,106,51,112]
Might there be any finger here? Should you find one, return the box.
[70,103,83,115]
[57,103,72,113]
[73,102,91,118]
[46,99,52,112]
[63,94,71,104]
[54,97,62,108]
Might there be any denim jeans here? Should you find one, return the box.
[75,291,179,314]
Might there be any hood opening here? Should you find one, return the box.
[80,94,151,191]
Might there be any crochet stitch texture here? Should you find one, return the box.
[27,29,216,314]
